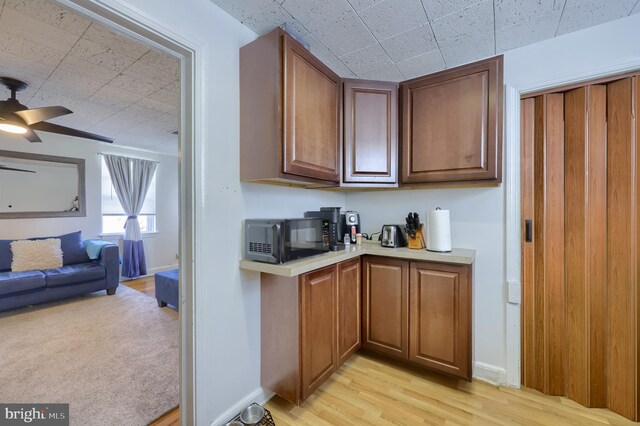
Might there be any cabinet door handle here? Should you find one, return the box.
[525,220,532,243]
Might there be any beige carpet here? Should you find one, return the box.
[0,285,179,426]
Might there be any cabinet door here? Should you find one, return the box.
[409,261,471,380]
[283,35,341,183]
[343,80,398,184]
[337,258,361,366]
[300,264,337,400]
[401,56,502,183]
[362,256,409,359]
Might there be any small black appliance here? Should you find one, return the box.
[379,224,408,248]
[340,211,361,243]
[304,207,342,251]
[245,218,328,264]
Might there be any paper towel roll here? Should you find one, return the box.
[427,208,452,252]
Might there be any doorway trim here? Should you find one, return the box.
[55,0,202,423]
[506,59,640,388]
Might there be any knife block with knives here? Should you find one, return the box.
[406,212,426,249]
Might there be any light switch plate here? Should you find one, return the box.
[508,280,521,304]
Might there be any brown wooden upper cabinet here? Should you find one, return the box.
[343,80,398,185]
[240,29,503,188]
[240,29,341,186]
[401,56,503,184]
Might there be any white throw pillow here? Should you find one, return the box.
[11,239,63,272]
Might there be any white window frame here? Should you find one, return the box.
[100,157,157,236]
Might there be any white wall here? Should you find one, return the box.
[0,132,179,273]
[503,13,640,93]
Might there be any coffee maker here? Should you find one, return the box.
[340,211,361,243]
[304,207,342,251]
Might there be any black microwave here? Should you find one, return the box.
[244,218,329,264]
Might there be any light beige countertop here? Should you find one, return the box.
[239,241,475,277]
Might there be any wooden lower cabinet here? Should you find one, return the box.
[362,256,409,359]
[362,256,472,380]
[337,258,362,366]
[262,255,472,405]
[409,261,472,380]
[261,258,361,405]
[301,265,337,400]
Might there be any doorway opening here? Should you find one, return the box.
[0,0,198,423]
[58,1,198,423]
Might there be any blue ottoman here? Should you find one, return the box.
[155,269,179,309]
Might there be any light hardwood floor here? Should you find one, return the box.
[266,352,638,426]
[124,278,635,425]
[122,276,156,298]
[150,407,179,426]
[122,277,180,426]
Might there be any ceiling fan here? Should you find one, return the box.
[0,77,113,143]
[0,164,35,173]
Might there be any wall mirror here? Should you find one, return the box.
[0,150,85,219]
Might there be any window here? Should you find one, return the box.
[101,158,157,234]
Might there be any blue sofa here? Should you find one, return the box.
[0,231,120,312]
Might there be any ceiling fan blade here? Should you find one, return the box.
[30,121,113,143]
[24,128,42,143]
[0,165,36,173]
[14,106,72,125]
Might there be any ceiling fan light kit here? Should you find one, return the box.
[0,77,113,144]
[0,120,27,134]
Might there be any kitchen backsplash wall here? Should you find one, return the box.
[346,187,506,377]
[242,184,345,219]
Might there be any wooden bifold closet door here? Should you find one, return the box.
[521,77,639,421]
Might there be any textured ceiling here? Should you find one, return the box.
[0,0,179,156]
[212,0,640,82]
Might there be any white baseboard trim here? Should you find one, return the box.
[119,264,179,282]
[211,387,275,426]
[147,264,179,274]
[473,361,508,386]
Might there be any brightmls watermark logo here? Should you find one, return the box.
[0,404,68,426]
